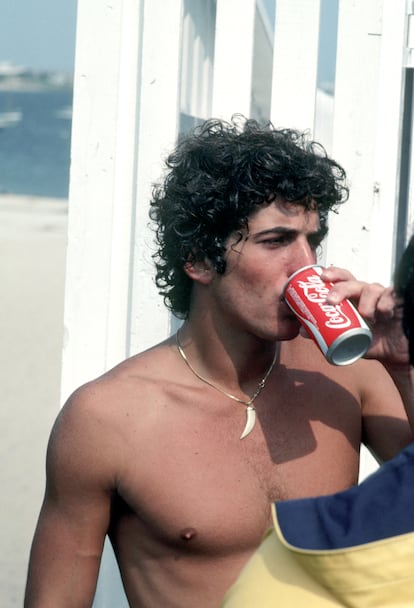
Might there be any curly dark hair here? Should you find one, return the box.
[149,116,349,318]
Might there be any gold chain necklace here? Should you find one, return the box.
[176,331,278,439]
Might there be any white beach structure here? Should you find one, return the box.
[63,0,414,604]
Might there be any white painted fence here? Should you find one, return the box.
[62,1,413,604]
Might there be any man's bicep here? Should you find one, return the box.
[25,494,110,607]
[25,389,115,607]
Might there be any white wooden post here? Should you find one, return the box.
[324,0,407,481]
[63,0,184,397]
[368,0,407,282]
[324,0,406,284]
[64,0,183,605]
[62,0,143,401]
[270,0,321,132]
[128,0,184,356]
[211,0,256,119]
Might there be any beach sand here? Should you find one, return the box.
[0,194,68,606]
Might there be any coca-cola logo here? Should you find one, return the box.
[296,275,352,329]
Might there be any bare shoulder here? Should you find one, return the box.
[281,335,392,392]
[283,334,405,401]
[49,337,180,484]
[59,337,179,418]
[281,337,410,452]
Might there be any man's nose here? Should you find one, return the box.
[292,238,317,269]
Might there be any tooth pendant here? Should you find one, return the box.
[240,405,256,439]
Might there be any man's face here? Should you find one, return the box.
[209,198,325,341]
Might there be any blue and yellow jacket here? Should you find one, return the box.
[222,443,414,607]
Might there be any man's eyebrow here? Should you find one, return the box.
[250,227,297,238]
[250,226,325,238]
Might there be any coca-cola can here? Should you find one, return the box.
[283,265,372,365]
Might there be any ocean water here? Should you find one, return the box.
[0,88,73,199]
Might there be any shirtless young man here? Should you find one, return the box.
[25,118,414,608]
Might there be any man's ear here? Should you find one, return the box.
[184,258,214,284]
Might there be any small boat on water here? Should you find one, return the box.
[0,110,22,129]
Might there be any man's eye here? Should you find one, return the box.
[262,239,284,247]
[261,237,287,246]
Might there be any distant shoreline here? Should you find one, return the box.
[0,193,68,237]
[0,83,73,93]
[0,192,68,204]
[0,67,73,93]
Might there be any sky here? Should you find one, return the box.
[0,0,78,72]
[0,0,337,84]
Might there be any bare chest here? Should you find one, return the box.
[113,402,361,557]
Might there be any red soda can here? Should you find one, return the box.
[283,265,372,365]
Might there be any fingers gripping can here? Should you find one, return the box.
[283,265,372,366]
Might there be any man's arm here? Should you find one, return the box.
[356,359,414,462]
[320,267,414,460]
[24,385,116,608]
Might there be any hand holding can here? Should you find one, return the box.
[283,265,372,365]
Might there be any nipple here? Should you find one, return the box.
[180,527,197,541]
